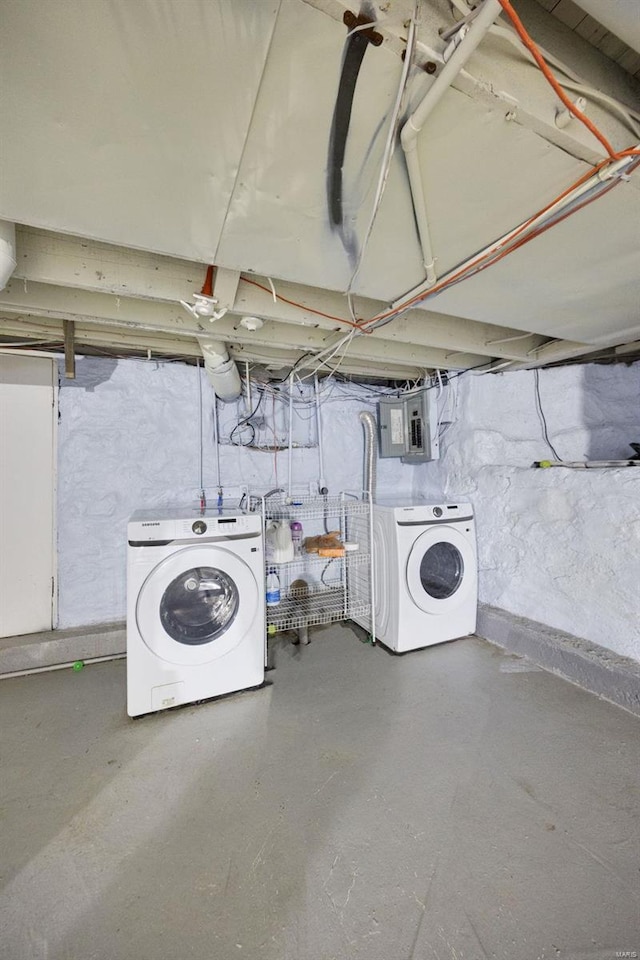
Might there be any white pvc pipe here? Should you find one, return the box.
[400,0,503,286]
[287,373,294,497]
[403,147,438,286]
[213,396,221,491]
[314,375,326,492]
[197,339,242,402]
[245,360,252,414]
[393,148,639,309]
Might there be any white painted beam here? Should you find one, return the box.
[213,268,242,312]
[0,315,427,380]
[0,315,205,358]
[13,227,546,361]
[0,280,489,371]
[14,226,202,301]
[501,334,640,369]
[233,275,547,361]
[615,340,640,356]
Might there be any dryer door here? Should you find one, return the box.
[136,544,260,666]
[406,526,476,615]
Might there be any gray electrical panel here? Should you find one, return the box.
[378,388,439,463]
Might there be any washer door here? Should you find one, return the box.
[136,545,259,665]
[406,527,475,615]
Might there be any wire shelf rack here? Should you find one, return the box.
[256,493,370,523]
[254,490,375,641]
[266,589,372,632]
[266,551,371,572]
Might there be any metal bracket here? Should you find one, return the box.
[343,11,383,46]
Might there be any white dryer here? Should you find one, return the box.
[127,507,265,717]
[372,500,477,652]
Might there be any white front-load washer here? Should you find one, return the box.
[127,507,265,717]
[372,500,477,652]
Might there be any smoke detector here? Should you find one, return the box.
[240,316,264,331]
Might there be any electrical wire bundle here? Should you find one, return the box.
[237,0,640,381]
[228,391,265,447]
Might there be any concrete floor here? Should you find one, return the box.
[1,628,638,960]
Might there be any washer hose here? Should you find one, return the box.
[359,411,377,501]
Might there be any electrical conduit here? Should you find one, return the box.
[315,375,327,493]
[400,0,504,287]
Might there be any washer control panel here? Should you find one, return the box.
[128,510,262,542]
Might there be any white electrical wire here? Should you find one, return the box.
[298,329,359,382]
[213,395,221,491]
[347,2,419,294]
[347,292,359,325]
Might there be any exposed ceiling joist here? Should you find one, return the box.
[503,330,640,369]
[0,315,428,380]
[231,278,548,362]
[0,315,205,358]
[3,0,638,381]
[615,340,640,356]
[0,282,488,372]
[213,268,242,312]
[12,228,549,363]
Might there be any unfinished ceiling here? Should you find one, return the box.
[534,0,640,76]
[0,0,639,380]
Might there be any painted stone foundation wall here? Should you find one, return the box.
[416,362,640,662]
[56,357,414,628]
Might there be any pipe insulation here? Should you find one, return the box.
[359,411,377,501]
[0,221,17,291]
[197,339,242,402]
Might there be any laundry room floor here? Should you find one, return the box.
[1,628,638,960]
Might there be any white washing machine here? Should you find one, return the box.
[372,499,477,652]
[127,507,265,717]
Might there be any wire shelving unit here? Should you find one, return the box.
[252,492,375,641]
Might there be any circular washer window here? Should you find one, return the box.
[419,542,464,600]
[160,566,239,645]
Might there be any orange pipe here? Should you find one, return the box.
[200,264,215,298]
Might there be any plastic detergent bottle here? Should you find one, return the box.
[265,521,294,563]
[266,569,281,606]
[290,521,303,556]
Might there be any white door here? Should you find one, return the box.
[0,354,56,638]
